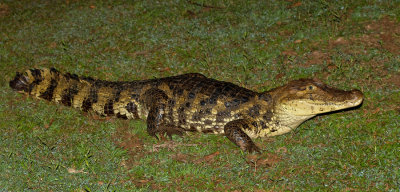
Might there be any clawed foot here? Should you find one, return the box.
[236,139,261,153]
[244,143,261,154]
[224,119,262,153]
[149,125,184,140]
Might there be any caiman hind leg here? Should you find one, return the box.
[224,119,261,153]
[142,88,183,139]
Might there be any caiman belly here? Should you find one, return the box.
[128,73,262,136]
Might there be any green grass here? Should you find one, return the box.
[0,0,399,191]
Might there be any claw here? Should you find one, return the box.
[151,125,184,140]
[247,144,261,154]
[164,126,184,140]
[149,132,160,140]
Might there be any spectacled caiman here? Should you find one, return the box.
[9,68,363,152]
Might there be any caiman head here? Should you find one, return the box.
[262,78,363,135]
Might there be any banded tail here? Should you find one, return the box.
[9,68,141,119]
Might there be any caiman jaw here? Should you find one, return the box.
[272,79,364,117]
[287,89,364,116]
[263,79,364,135]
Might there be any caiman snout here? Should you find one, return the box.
[349,89,364,105]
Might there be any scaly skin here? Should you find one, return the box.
[9,68,364,152]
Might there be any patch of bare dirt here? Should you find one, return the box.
[304,50,332,67]
[194,151,220,164]
[171,152,193,163]
[384,73,400,88]
[281,49,298,57]
[111,122,144,168]
[282,16,400,75]
[362,16,400,54]
[325,17,400,56]
[0,3,9,17]
[151,141,197,152]
[246,152,281,170]
[302,17,400,90]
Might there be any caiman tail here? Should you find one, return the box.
[9,68,140,119]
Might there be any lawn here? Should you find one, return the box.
[0,0,399,191]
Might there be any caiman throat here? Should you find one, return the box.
[9,68,364,153]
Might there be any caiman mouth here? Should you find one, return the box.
[307,89,363,106]
[276,88,364,117]
[295,89,364,116]
[342,89,364,106]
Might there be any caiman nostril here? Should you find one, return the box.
[351,90,364,99]
[348,90,364,105]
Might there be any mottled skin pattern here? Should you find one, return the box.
[9,68,364,152]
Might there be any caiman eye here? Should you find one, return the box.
[308,85,314,90]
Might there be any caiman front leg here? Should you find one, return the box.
[142,88,183,139]
[224,119,261,153]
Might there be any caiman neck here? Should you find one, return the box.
[255,92,315,137]
[269,107,315,136]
